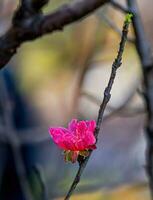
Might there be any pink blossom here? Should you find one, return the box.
[49,119,96,163]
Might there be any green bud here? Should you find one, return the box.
[125,13,133,23]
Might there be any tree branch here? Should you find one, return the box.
[0,0,109,70]
[110,0,131,14]
[64,13,132,200]
[126,0,153,199]
[98,12,134,43]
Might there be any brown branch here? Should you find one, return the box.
[126,0,153,199]
[81,90,145,118]
[64,13,132,200]
[98,12,134,43]
[0,0,109,70]
[110,0,131,13]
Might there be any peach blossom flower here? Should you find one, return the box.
[49,119,96,163]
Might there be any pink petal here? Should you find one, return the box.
[62,140,75,151]
[87,120,96,132]
[82,131,96,148]
[49,127,73,150]
[68,119,78,132]
[76,140,86,151]
[49,119,96,152]
[88,144,97,150]
[76,121,87,135]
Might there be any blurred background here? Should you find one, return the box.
[0,0,153,199]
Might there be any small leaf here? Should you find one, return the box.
[125,13,133,23]
[64,151,71,162]
[64,151,78,163]
[79,150,89,157]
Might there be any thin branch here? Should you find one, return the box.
[0,0,109,70]
[81,91,101,105]
[126,0,152,67]
[110,0,131,14]
[64,13,132,200]
[126,0,153,199]
[98,12,134,43]
[81,90,145,118]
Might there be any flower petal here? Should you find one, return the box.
[49,119,96,152]
[87,120,96,132]
[76,121,87,135]
[68,119,78,132]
